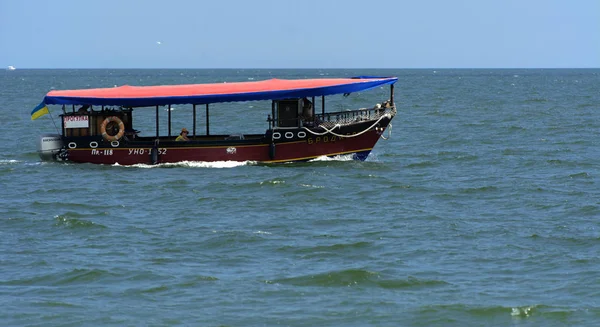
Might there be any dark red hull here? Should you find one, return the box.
[65,130,381,165]
[62,119,391,165]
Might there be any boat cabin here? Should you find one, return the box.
[274,98,314,128]
[61,106,135,139]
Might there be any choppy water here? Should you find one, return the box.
[1,68,599,326]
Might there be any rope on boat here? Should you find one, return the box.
[302,113,392,138]
[380,122,392,140]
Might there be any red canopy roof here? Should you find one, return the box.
[43,77,397,107]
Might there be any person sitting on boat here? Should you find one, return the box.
[77,105,90,113]
[176,128,190,141]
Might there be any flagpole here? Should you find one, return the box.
[48,111,60,134]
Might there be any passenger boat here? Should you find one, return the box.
[33,76,397,165]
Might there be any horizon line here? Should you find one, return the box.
[5,67,600,70]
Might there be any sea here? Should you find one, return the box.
[0,68,599,326]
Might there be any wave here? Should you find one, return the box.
[436,151,479,161]
[417,304,540,318]
[459,185,498,194]
[269,269,447,289]
[405,160,437,168]
[511,305,536,317]
[524,98,548,103]
[2,268,116,286]
[131,284,169,294]
[418,303,594,320]
[197,230,268,248]
[259,179,285,185]
[32,301,82,308]
[54,215,107,229]
[292,241,372,254]
[577,103,594,108]
[175,275,219,288]
[507,125,527,131]
[568,172,591,179]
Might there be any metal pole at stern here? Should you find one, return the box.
[193,104,197,137]
[205,104,210,136]
[155,105,159,138]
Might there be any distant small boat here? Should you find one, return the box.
[7,66,16,71]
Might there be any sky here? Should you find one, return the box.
[0,0,598,69]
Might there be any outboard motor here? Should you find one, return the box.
[37,133,64,161]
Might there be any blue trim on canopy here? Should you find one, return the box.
[43,77,397,107]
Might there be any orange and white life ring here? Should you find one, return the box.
[100,116,125,142]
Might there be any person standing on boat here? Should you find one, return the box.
[301,97,313,121]
[176,128,190,141]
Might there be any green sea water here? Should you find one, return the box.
[1,68,599,326]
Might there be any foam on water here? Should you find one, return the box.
[115,160,257,169]
[0,159,20,164]
[309,154,355,162]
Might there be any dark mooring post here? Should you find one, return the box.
[155,105,159,138]
[205,104,210,136]
[193,104,197,138]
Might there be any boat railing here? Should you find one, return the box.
[311,105,396,129]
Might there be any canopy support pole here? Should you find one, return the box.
[271,101,275,128]
[155,105,159,138]
[321,96,325,116]
[390,84,395,105]
[193,104,197,138]
[205,104,210,136]
[168,104,172,137]
[312,96,315,120]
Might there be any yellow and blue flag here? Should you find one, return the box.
[31,102,49,120]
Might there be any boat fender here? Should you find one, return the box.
[150,139,160,165]
[269,142,276,160]
[150,146,159,165]
[100,116,125,142]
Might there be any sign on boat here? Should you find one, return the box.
[32,76,398,165]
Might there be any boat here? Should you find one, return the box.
[33,76,397,165]
[7,65,16,71]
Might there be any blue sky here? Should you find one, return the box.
[1,0,598,68]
